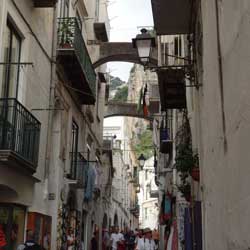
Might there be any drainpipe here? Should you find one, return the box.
[44,3,58,194]
[215,0,227,153]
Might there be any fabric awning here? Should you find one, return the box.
[151,0,192,35]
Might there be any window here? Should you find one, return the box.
[145,170,148,180]
[60,0,69,18]
[70,121,79,179]
[144,208,148,219]
[0,205,25,250]
[146,187,149,200]
[76,11,82,31]
[95,0,100,20]
[174,36,182,57]
[133,167,138,178]
[1,21,21,98]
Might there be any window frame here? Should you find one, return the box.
[60,0,69,18]
[1,20,22,99]
[70,120,79,179]
[0,204,26,250]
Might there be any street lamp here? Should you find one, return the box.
[138,153,146,170]
[132,28,156,66]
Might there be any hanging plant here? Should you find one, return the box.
[175,143,194,173]
[191,153,200,181]
[178,182,191,202]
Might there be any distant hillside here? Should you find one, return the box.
[109,75,126,91]
[113,86,128,102]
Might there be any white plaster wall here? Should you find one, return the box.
[138,157,159,230]
[192,1,250,249]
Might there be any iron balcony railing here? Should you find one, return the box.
[160,112,173,142]
[130,204,140,213]
[0,98,41,166]
[57,17,96,98]
[69,152,88,188]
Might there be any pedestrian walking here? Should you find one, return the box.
[102,228,110,250]
[136,228,155,250]
[125,230,135,250]
[16,230,42,250]
[110,227,124,250]
[91,231,99,250]
[152,229,159,249]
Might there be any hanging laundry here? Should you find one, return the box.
[0,225,7,249]
[84,163,97,201]
[164,193,172,221]
[171,220,178,250]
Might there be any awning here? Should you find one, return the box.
[151,0,192,35]
[157,68,186,110]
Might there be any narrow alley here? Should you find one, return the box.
[0,0,249,250]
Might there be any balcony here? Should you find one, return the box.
[148,81,160,114]
[157,68,186,110]
[150,189,159,198]
[129,176,140,187]
[0,98,41,174]
[67,152,88,188]
[160,124,173,155]
[130,204,140,217]
[57,18,96,104]
[33,0,57,7]
[135,186,140,193]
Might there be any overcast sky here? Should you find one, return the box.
[107,0,153,81]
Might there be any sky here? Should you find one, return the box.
[107,0,153,82]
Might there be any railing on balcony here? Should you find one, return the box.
[33,0,57,8]
[130,204,140,217]
[160,112,173,154]
[57,17,96,101]
[69,152,88,188]
[0,98,41,171]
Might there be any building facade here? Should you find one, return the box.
[0,0,110,250]
[138,157,159,230]
[103,117,139,230]
[151,0,250,249]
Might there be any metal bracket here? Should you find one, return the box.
[31,108,64,111]
[0,62,33,66]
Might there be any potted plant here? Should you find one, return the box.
[175,143,194,174]
[178,182,191,202]
[191,153,200,181]
[58,19,74,48]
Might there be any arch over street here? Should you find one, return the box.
[104,101,153,120]
[93,42,158,68]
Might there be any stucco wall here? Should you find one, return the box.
[195,1,250,249]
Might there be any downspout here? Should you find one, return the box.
[44,3,58,194]
[215,0,227,153]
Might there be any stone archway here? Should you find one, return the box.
[104,101,153,120]
[93,42,158,68]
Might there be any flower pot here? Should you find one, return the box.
[191,167,200,182]
[185,194,191,202]
[60,42,72,48]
